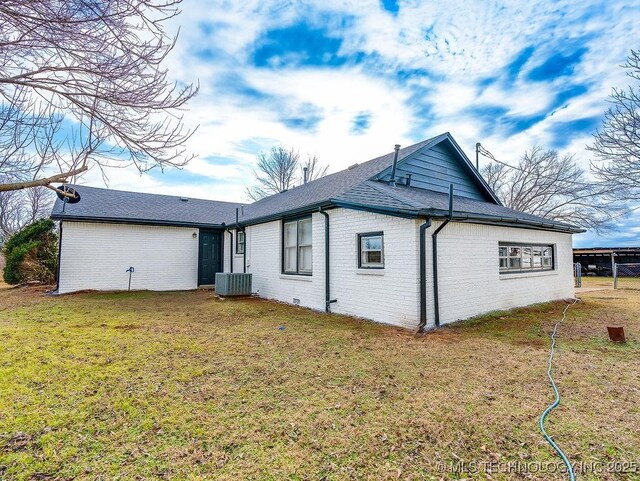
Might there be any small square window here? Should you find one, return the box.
[359,232,384,268]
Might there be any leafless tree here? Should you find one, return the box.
[246,147,328,201]
[481,147,626,232]
[589,49,640,200]
[0,187,53,243]
[0,0,198,196]
[301,154,328,182]
[246,147,299,201]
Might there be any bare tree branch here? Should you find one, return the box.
[301,154,328,182]
[0,0,198,193]
[481,147,627,233]
[246,147,328,201]
[0,166,87,192]
[589,49,640,200]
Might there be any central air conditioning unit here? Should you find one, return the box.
[215,273,252,297]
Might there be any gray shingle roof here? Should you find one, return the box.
[236,136,442,223]
[51,184,243,228]
[334,181,583,232]
[50,133,583,233]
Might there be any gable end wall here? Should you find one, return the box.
[379,142,488,201]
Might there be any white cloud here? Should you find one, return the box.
[70,0,640,243]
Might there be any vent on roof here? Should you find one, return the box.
[180,197,189,202]
[348,163,359,170]
[389,144,401,186]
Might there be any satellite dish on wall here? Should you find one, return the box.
[56,185,81,204]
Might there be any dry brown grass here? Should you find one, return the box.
[580,276,616,290]
[0,283,638,480]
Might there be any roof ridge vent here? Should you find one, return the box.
[180,197,189,202]
[348,163,359,170]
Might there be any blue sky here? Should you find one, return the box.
[81,0,640,247]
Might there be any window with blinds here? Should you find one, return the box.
[283,217,312,275]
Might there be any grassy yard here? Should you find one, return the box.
[1,282,639,480]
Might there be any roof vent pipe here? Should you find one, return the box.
[389,144,400,186]
[303,167,308,184]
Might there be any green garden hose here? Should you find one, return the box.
[539,298,579,481]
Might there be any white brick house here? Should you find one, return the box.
[51,133,582,330]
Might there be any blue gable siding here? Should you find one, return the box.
[377,141,490,201]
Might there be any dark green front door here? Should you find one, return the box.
[198,231,222,285]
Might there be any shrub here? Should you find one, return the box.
[2,219,58,285]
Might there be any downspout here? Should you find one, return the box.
[235,208,246,273]
[417,217,432,332]
[224,227,234,273]
[319,207,336,312]
[229,230,234,273]
[431,184,454,328]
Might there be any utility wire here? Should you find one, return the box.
[476,142,626,194]
[476,143,565,182]
[539,298,579,481]
[477,143,566,179]
[477,143,522,170]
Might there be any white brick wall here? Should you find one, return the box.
[58,221,199,293]
[233,211,574,330]
[59,213,574,328]
[423,220,575,328]
[222,229,247,274]
[222,230,231,273]
[328,209,421,329]
[243,213,326,311]
[234,209,420,329]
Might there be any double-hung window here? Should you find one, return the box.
[283,217,312,275]
[236,231,245,254]
[359,232,384,268]
[499,242,554,273]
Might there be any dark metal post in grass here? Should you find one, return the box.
[126,266,134,291]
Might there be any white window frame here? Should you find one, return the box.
[236,230,245,254]
[282,217,312,275]
[359,232,384,269]
[499,242,554,274]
